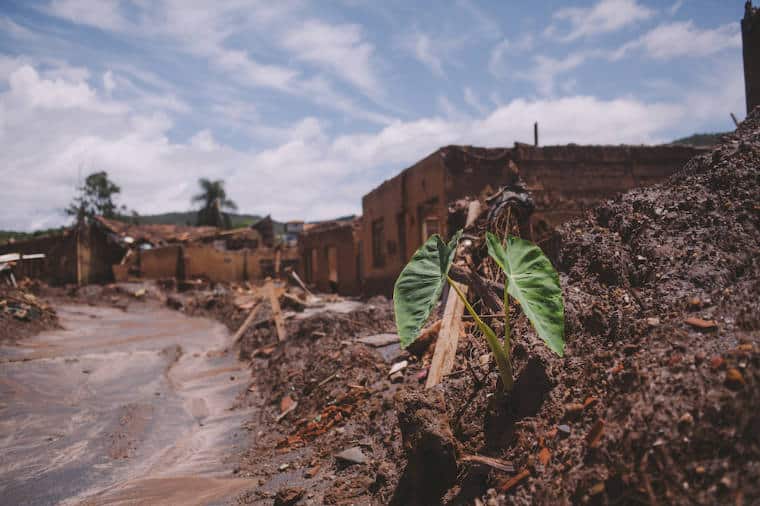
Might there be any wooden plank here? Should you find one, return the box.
[268,280,287,342]
[425,280,467,388]
[232,300,261,343]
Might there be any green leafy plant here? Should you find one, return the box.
[393,229,564,392]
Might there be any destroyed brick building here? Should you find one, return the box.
[743,1,760,113]
[359,143,705,295]
[0,217,298,286]
[299,216,361,295]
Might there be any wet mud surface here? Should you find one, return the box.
[0,302,255,505]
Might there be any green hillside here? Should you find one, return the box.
[119,211,264,228]
[671,132,729,147]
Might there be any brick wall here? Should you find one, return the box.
[361,143,704,295]
[300,220,361,295]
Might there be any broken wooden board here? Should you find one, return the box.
[267,280,287,342]
[232,300,262,343]
[426,280,467,389]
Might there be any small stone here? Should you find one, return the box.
[390,372,404,383]
[335,446,367,465]
[564,403,584,416]
[710,356,725,370]
[679,412,694,426]
[725,368,745,389]
[557,424,571,436]
[694,352,706,364]
[589,482,605,496]
[278,463,290,471]
[646,317,660,327]
[388,360,408,377]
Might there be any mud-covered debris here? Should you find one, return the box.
[585,419,605,448]
[274,486,304,506]
[392,389,458,505]
[461,454,515,473]
[357,333,398,347]
[335,446,368,465]
[685,316,718,329]
[725,368,746,389]
[388,360,408,376]
[499,468,530,493]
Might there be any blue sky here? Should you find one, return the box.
[0,0,747,230]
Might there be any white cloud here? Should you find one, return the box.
[545,0,654,41]
[0,16,36,39]
[8,65,123,113]
[1,57,743,231]
[281,19,381,98]
[669,0,685,16]
[614,21,741,60]
[190,130,219,152]
[518,52,592,96]
[102,70,115,95]
[406,32,444,77]
[40,0,392,124]
[46,0,128,32]
[488,35,534,77]
[463,87,486,114]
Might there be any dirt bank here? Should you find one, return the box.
[427,108,760,504]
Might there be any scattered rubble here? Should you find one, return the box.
[0,279,58,344]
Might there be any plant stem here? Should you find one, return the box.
[447,276,513,392]
[504,280,511,360]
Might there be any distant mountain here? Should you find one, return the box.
[119,211,264,228]
[671,132,729,147]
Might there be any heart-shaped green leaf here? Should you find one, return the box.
[394,230,462,348]
[486,232,565,357]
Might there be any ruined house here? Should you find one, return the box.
[299,216,361,295]
[0,216,299,286]
[360,143,705,295]
[743,1,760,113]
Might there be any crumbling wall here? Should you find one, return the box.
[300,222,360,295]
[78,225,123,284]
[0,233,77,285]
[183,244,246,282]
[361,143,704,296]
[513,143,704,229]
[743,1,760,113]
[139,246,182,279]
[0,225,123,285]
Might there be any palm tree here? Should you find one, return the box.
[192,178,237,228]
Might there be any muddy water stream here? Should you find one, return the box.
[0,303,255,505]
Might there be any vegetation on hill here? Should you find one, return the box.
[670,132,729,146]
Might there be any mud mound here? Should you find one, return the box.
[433,111,759,504]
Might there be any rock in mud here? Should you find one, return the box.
[391,389,458,505]
[274,486,305,506]
[335,446,368,465]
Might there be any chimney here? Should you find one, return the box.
[533,122,539,147]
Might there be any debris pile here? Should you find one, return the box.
[392,110,760,504]
[0,280,58,344]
